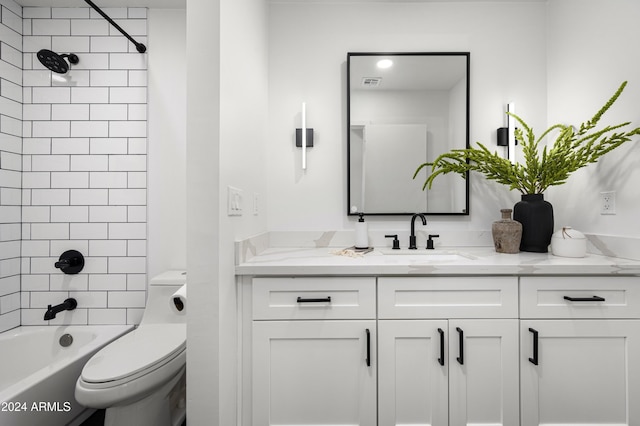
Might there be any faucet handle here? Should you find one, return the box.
[55,250,84,275]
[427,234,440,250]
[385,234,400,250]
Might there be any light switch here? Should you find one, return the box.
[253,192,259,216]
[227,186,243,216]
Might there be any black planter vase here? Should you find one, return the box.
[513,194,554,253]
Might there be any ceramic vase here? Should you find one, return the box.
[491,208,522,254]
[513,194,554,253]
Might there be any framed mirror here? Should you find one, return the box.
[347,52,470,216]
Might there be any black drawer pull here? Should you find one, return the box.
[296,296,332,303]
[563,295,605,302]
[529,328,539,365]
[437,328,445,366]
[366,328,371,367]
[456,327,464,365]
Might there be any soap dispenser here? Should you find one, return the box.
[355,213,369,249]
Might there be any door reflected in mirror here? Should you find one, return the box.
[348,52,470,216]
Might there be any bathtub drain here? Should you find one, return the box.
[59,333,74,347]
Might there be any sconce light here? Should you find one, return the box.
[295,129,314,147]
[296,102,314,170]
[497,102,516,163]
[497,127,508,146]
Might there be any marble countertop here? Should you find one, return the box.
[235,246,640,276]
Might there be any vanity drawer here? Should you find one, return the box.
[378,276,518,319]
[252,277,376,320]
[520,276,640,319]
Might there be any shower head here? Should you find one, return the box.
[37,49,79,74]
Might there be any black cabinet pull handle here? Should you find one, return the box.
[437,328,445,366]
[456,327,464,365]
[366,328,371,367]
[563,295,605,302]
[529,328,539,365]
[296,296,331,303]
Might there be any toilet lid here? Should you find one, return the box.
[81,324,186,384]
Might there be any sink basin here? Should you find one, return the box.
[379,248,474,260]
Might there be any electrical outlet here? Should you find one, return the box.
[600,191,616,215]
[227,186,243,216]
[253,192,259,216]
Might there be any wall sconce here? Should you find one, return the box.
[296,102,314,170]
[497,102,516,163]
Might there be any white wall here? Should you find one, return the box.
[353,90,451,213]
[147,9,186,279]
[218,0,269,423]
[267,2,547,234]
[449,76,467,212]
[546,0,640,238]
[0,0,22,333]
[186,0,221,422]
[186,0,268,424]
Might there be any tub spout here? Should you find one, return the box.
[44,298,77,321]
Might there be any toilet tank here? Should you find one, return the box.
[140,270,187,325]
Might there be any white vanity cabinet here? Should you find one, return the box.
[519,276,640,426]
[242,269,640,426]
[251,277,377,426]
[377,277,520,426]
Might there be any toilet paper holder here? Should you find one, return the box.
[171,284,187,314]
[173,296,184,312]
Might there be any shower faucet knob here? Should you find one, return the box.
[55,250,85,274]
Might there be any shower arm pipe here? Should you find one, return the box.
[84,0,147,53]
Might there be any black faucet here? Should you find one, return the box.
[409,213,427,249]
[44,298,77,321]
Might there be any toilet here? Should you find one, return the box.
[75,271,187,426]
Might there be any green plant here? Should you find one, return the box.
[413,81,640,194]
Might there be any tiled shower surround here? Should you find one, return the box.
[0,0,148,332]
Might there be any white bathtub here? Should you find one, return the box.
[0,325,134,426]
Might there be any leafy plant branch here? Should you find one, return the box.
[413,81,640,195]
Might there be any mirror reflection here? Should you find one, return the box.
[348,52,470,215]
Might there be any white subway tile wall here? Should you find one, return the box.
[0,2,148,331]
[0,0,23,332]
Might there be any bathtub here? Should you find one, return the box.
[0,325,134,426]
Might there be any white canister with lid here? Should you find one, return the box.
[551,226,587,258]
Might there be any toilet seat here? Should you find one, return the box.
[80,324,185,388]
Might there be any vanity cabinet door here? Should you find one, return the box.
[520,320,640,426]
[449,319,520,426]
[252,320,376,426]
[378,319,519,426]
[378,320,449,426]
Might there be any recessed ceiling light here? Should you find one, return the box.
[377,59,393,69]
